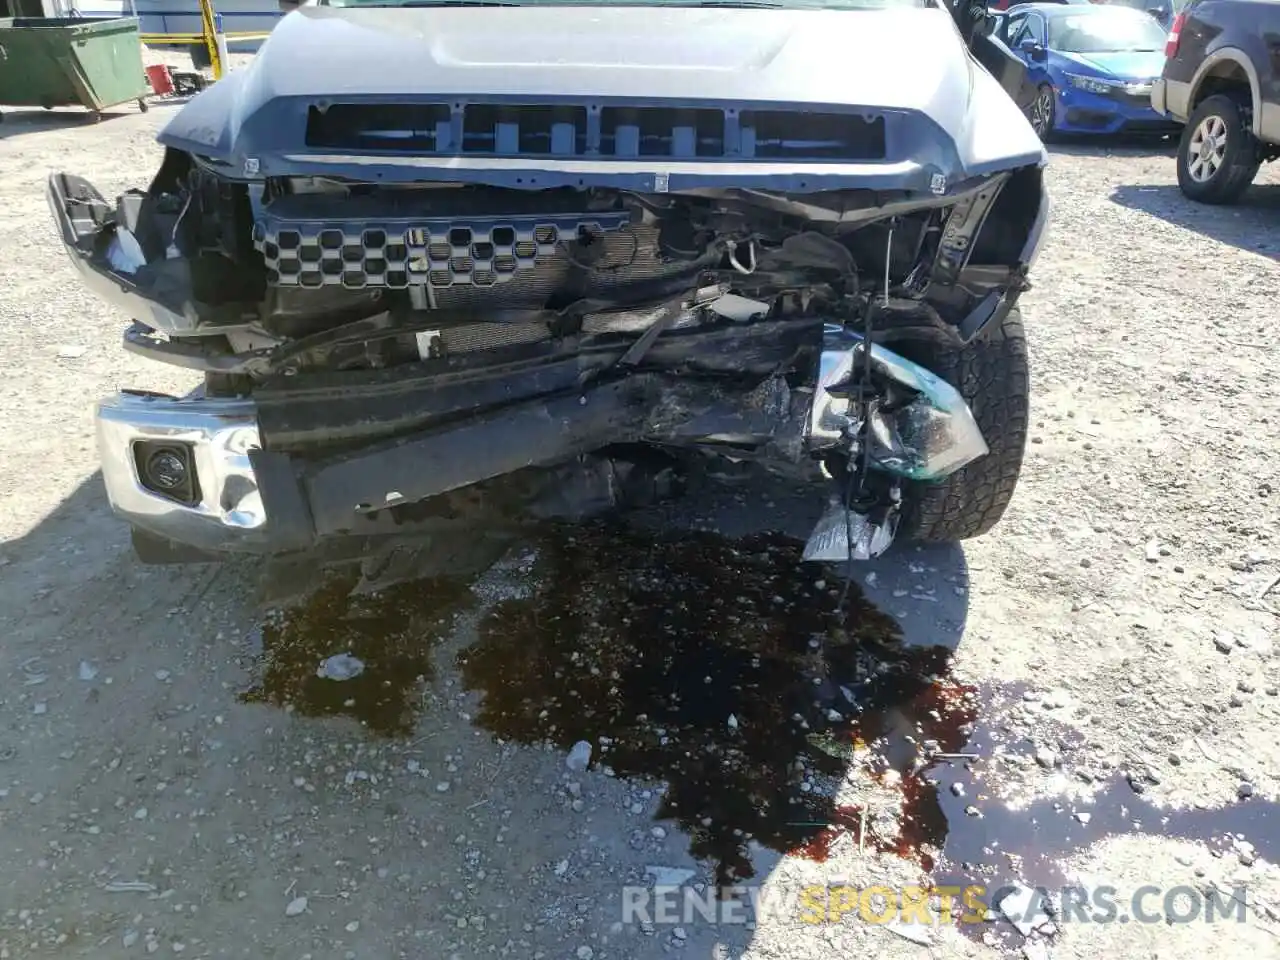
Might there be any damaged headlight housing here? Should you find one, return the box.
[809,326,989,483]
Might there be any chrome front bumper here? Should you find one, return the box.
[96,392,269,552]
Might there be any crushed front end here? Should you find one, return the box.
[47,6,1048,564]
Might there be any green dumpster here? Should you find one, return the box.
[0,17,150,122]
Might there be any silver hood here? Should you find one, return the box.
[158,4,1045,192]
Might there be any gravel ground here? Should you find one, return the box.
[1,50,1279,960]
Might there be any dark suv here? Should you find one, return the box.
[1153,0,1280,203]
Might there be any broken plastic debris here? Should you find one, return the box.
[885,921,933,946]
[106,227,147,274]
[996,884,1052,937]
[316,653,365,681]
[707,293,770,323]
[55,345,87,360]
[565,740,592,772]
[78,661,98,681]
[284,896,308,917]
[802,501,897,562]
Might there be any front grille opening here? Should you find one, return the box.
[743,110,886,161]
[306,103,452,151]
[461,104,589,155]
[599,107,723,158]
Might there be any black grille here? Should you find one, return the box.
[304,102,887,162]
[254,212,630,289]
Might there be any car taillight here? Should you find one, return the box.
[1165,11,1187,59]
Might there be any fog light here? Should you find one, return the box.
[134,441,200,506]
[146,449,187,490]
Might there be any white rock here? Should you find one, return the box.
[576,948,594,960]
[285,896,308,917]
[317,653,364,681]
[727,714,739,731]
[565,741,593,772]
[78,661,98,681]
[645,866,696,888]
[345,921,359,933]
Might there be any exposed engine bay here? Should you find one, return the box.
[51,150,1043,563]
[46,1,1048,566]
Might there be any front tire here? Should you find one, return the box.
[1176,94,1260,205]
[1027,84,1055,140]
[895,309,1030,543]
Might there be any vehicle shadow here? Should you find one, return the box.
[1110,181,1280,255]
[1047,131,1179,159]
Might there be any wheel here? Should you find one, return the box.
[1026,83,1055,140]
[137,98,150,113]
[894,308,1031,543]
[1176,94,1260,205]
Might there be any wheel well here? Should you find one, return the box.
[1192,62,1255,113]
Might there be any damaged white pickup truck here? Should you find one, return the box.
[48,0,1046,566]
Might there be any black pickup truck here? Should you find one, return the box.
[1153,0,1280,204]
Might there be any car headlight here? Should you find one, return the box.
[1065,73,1120,95]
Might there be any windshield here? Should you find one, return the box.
[1048,11,1168,53]
[318,0,929,7]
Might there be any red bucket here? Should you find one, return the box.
[145,64,175,96]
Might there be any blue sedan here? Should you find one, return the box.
[998,4,1177,137]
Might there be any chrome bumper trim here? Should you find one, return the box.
[96,392,268,552]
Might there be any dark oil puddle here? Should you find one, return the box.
[239,519,1280,945]
[459,521,967,883]
[457,521,1280,937]
[240,574,474,735]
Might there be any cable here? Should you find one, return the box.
[838,216,896,611]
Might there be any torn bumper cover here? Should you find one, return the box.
[93,327,988,559]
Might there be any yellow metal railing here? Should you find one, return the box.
[138,0,271,80]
